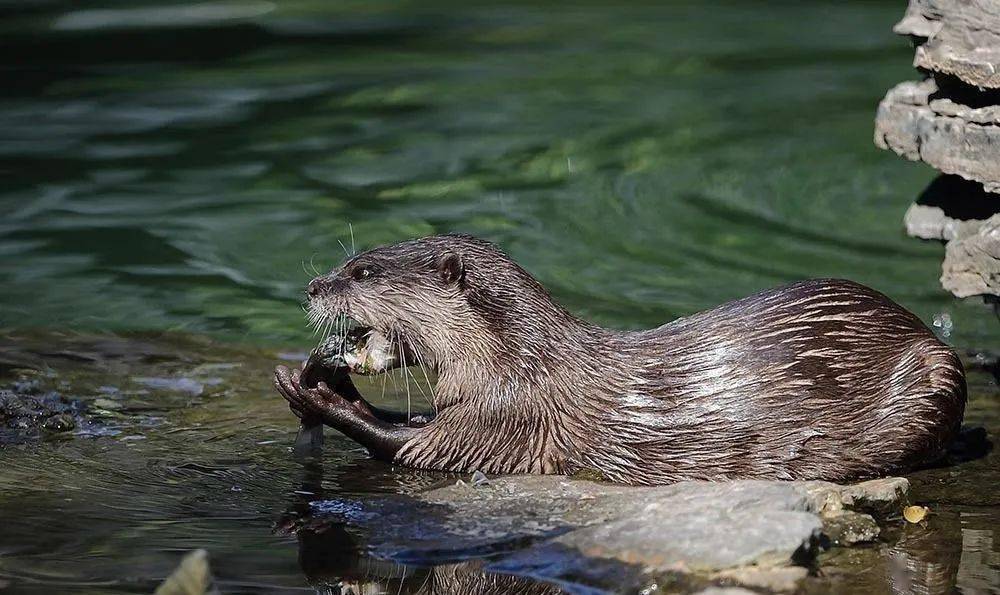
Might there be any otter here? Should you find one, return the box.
[274,234,966,485]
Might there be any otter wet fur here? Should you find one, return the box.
[274,234,966,485]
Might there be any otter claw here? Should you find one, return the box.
[275,366,310,412]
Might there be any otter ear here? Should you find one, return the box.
[438,252,464,286]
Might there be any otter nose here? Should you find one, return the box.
[307,277,328,297]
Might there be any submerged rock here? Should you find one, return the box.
[712,567,808,593]
[154,549,219,595]
[0,384,88,442]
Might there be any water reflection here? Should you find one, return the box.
[886,511,963,595]
[957,516,1000,592]
[878,507,1000,595]
[275,459,564,594]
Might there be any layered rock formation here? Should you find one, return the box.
[875,0,1000,298]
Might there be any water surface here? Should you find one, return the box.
[0,1,997,593]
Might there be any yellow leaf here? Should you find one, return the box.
[903,505,929,524]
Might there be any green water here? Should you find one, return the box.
[0,0,997,593]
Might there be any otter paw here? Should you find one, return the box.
[274,366,352,424]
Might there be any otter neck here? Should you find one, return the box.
[431,306,615,410]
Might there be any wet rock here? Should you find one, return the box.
[134,376,206,396]
[712,566,808,592]
[308,476,909,593]
[694,588,759,595]
[797,477,909,517]
[821,510,881,546]
[41,413,76,431]
[837,477,912,516]
[523,482,823,573]
[0,385,88,441]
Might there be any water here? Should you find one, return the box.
[0,0,997,593]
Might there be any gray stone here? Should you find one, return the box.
[822,510,881,546]
[942,214,1000,297]
[308,476,909,593]
[901,176,1000,298]
[894,0,1000,89]
[0,386,89,441]
[837,477,911,515]
[547,504,820,572]
[904,203,986,242]
[794,477,909,517]
[877,0,1000,300]
[875,78,1000,193]
[532,481,823,573]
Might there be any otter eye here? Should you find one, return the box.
[350,265,378,281]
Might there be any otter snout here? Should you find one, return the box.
[307,276,330,297]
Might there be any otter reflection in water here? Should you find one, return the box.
[274,234,966,484]
[274,462,564,595]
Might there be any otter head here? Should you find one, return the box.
[306,233,579,387]
[305,235,493,375]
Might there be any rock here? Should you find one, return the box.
[821,510,880,546]
[41,413,76,432]
[903,175,998,241]
[942,214,1000,297]
[306,476,909,593]
[794,477,909,517]
[0,386,88,441]
[92,397,123,411]
[528,482,822,573]
[537,506,820,574]
[134,376,205,396]
[837,477,911,516]
[875,79,1000,193]
[902,176,1000,298]
[904,203,985,242]
[695,589,760,595]
[876,0,1000,299]
[894,0,1000,89]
